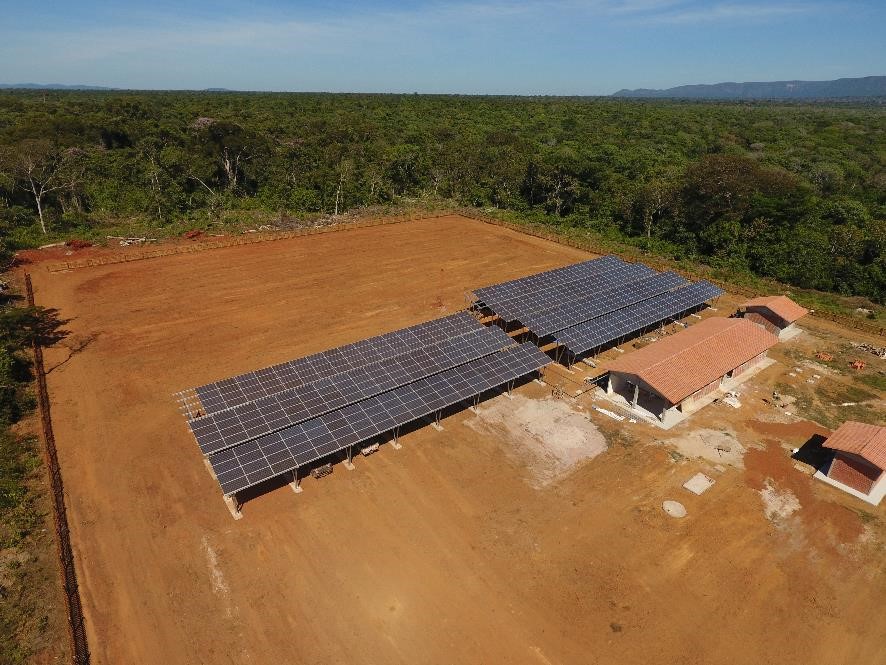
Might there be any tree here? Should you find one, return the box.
[3,140,81,234]
[636,177,678,238]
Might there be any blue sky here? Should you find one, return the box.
[0,0,883,94]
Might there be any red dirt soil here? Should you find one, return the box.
[29,215,886,665]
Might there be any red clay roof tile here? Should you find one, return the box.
[607,317,778,404]
[742,295,808,324]
[823,421,886,470]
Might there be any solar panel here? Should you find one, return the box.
[488,261,656,324]
[190,324,515,455]
[553,281,724,356]
[520,271,689,337]
[209,343,551,495]
[473,256,622,305]
[193,311,482,415]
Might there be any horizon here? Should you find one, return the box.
[3,73,886,96]
[1,1,885,95]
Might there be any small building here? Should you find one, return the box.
[816,421,886,505]
[606,317,778,426]
[740,295,808,339]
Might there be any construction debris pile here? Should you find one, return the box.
[852,342,886,359]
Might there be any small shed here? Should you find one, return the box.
[740,295,808,339]
[606,317,777,426]
[818,421,886,504]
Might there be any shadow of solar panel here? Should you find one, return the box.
[210,343,552,495]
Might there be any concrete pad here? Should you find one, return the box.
[813,470,884,506]
[780,325,804,342]
[662,500,687,518]
[683,473,715,495]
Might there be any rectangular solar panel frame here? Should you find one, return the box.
[553,281,724,356]
[190,324,516,455]
[209,343,551,495]
[520,271,690,338]
[192,311,483,415]
[485,260,656,324]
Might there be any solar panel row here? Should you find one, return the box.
[473,256,621,304]
[554,281,724,356]
[190,325,515,455]
[209,343,550,495]
[488,260,654,323]
[194,311,481,415]
[520,271,689,338]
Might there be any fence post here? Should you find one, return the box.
[24,274,90,665]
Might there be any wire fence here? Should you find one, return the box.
[24,273,90,665]
[44,211,449,273]
[43,206,884,338]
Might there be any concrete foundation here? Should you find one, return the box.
[602,357,776,430]
[223,494,243,520]
[814,468,886,506]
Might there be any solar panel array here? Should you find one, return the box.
[519,271,689,338]
[185,254,722,501]
[473,255,623,305]
[554,281,724,355]
[487,261,655,323]
[473,255,723,357]
[193,312,481,415]
[189,325,514,455]
[209,343,549,495]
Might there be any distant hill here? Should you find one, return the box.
[0,83,115,90]
[0,84,238,92]
[613,76,886,100]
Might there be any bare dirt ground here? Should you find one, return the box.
[28,214,886,665]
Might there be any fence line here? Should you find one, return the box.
[45,211,449,273]
[25,274,90,665]
[457,209,885,339]
[44,206,884,338]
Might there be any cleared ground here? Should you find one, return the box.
[31,215,885,665]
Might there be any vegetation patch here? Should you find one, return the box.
[0,92,882,307]
[0,284,69,663]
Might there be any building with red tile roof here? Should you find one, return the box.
[606,317,777,425]
[818,421,886,502]
[741,295,808,339]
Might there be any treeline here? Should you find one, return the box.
[0,91,883,301]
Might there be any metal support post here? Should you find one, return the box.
[344,445,355,471]
[289,468,303,494]
[223,493,243,520]
[391,427,402,450]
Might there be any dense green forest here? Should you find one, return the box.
[0,91,883,302]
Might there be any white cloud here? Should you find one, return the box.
[0,0,842,89]
[641,2,821,24]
